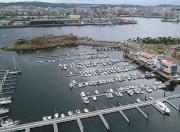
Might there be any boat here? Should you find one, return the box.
[54,113,59,118]
[80,92,86,97]
[75,110,81,114]
[0,108,9,115]
[155,101,171,114]
[0,97,11,105]
[95,90,99,95]
[47,116,52,120]
[84,109,89,113]
[68,111,73,116]
[115,92,123,97]
[0,119,19,128]
[82,97,89,104]
[61,113,65,118]
[109,89,114,92]
[92,96,97,101]
[127,90,133,96]
[136,98,141,103]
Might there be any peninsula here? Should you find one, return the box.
[2,34,120,51]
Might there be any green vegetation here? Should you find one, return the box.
[2,34,86,51]
[143,45,165,53]
[142,37,180,45]
[127,44,138,51]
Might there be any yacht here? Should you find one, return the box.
[92,96,97,101]
[136,98,141,103]
[0,97,11,105]
[0,119,19,128]
[82,97,89,104]
[95,90,99,95]
[155,101,171,114]
[61,113,65,118]
[75,110,81,114]
[54,113,59,119]
[68,111,73,116]
[42,115,51,121]
[84,109,89,113]
[0,108,9,115]
[80,92,86,97]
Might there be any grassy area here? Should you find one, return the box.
[127,44,138,51]
[143,45,165,53]
[2,34,83,51]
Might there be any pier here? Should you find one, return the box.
[136,107,148,119]
[99,114,110,130]
[1,94,180,132]
[119,110,130,124]
[165,100,180,111]
[77,118,84,132]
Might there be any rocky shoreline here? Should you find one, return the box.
[2,34,121,51]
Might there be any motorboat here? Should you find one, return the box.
[75,110,81,114]
[84,109,89,113]
[95,90,99,95]
[54,113,59,119]
[136,98,141,103]
[155,101,171,114]
[68,111,73,116]
[92,96,97,101]
[61,113,65,118]
[0,119,19,128]
[82,97,89,104]
[80,92,86,97]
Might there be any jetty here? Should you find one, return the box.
[1,94,180,132]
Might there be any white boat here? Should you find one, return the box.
[80,92,86,97]
[68,111,73,116]
[84,109,89,113]
[42,116,48,121]
[61,113,65,118]
[136,98,141,103]
[0,108,9,115]
[92,96,97,101]
[95,90,99,95]
[0,119,19,128]
[0,97,12,105]
[47,116,52,120]
[82,97,89,104]
[54,113,59,118]
[109,89,114,92]
[75,110,81,114]
[155,101,171,114]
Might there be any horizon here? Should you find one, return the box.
[0,0,180,6]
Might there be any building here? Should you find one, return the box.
[138,51,157,66]
[159,60,177,76]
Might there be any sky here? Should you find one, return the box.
[0,0,180,5]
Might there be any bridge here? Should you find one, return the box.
[1,94,180,132]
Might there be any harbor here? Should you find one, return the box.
[0,18,180,132]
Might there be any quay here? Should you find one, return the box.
[1,94,180,132]
[123,52,180,83]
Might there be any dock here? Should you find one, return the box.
[165,100,180,111]
[119,110,130,123]
[77,118,84,132]
[99,114,110,130]
[136,107,148,119]
[53,123,58,132]
[1,94,180,132]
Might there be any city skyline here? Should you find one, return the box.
[0,0,180,5]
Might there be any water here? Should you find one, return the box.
[0,18,180,132]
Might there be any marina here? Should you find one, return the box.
[0,17,180,132]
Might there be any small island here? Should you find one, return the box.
[2,34,120,51]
